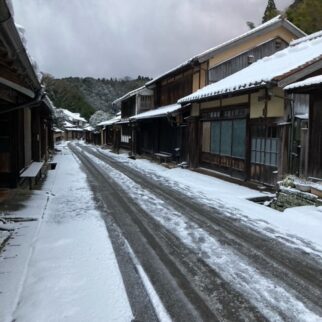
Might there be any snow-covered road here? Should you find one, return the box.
[2,142,322,322]
[70,143,322,322]
[1,146,133,322]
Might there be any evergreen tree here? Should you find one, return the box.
[286,0,322,34]
[262,0,279,23]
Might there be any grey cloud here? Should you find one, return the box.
[12,0,294,78]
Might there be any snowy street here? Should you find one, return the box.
[1,142,322,322]
[0,145,133,322]
[70,143,322,321]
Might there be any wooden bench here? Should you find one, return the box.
[20,161,44,189]
[154,152,172,164]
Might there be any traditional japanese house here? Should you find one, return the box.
[285,73,322,180]
[133,16,305,163]
[179,31,322,186]
[55,108,87,141]
[84,125,95,144]
[112,86,153,151]
[97,114,121,148]
[0,0,53,188]
[53,128,64,143]
[130,103,187,159]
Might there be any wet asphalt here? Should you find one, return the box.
[70,143,322,322]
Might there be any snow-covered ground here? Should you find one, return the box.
[95,146,322,256]
[84,148,321,321]
[0,144,133,322]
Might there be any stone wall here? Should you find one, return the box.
[270,187,322,211]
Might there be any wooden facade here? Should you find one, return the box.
[286,83,322,180]
[0,0,53,188]
[109,87,154,151]
[308,90,322,179]
[134,114,188,162]
[136,16,305,169]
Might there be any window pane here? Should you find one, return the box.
[256,138,261,151]
[271,138,278,153]
[256,151,261,163]
[232,119,246,158]
[210,122,220,154]
[271,153,277,166]
[220,120,232,156]
[265,152,271,165]
[265,139,271,152]
[251,150,255,163]
[261,151,265,164]
[202,122,211,153]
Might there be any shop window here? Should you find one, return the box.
[203,117,246,159]
[251,126,279,167]
[220,120,232,156]
[232,119,246,158]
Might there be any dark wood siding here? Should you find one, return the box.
[155,71,193,107]
[121,96,136,118]
[199,106,249,180]
[308,92,322,178]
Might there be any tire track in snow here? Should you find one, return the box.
[82,144,322,316]
[75,144,322,321]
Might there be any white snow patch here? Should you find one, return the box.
[98,115,121,126]
[85,150,322,321]
[285,75,322,90]
[130,103,181,121]
[9,147,132,322]
[95,146,322,256]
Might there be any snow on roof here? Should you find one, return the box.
[146,16,305,87]
[290,30,322,47]
[14,22,42,82]
[61,109,87,123]
[97,115,121,126]
[284,75,322,90]
[179,31,322,103]
[84,125,95,131]
[5,0,14,16]
[63,121,75,128]
[295,113,309,120]
[112,86,146,105]
[195,15,290,61]
[65,127,84,132]
[130,104,181,121]
[53,127,64,133]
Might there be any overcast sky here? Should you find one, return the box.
[11,0,294,79]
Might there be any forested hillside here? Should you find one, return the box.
[43,74,151,120]
[249,0,321,35]
[286,0,322,34]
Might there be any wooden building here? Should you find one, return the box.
[0,0,53,188]
[285,74,322,180]
[131,16,305,163]
[112,86,153,150]
[179,31,322,186]
[53,128,64,143]
[130,103,190,161]
[55,108,88,141]
[97,114,121,149]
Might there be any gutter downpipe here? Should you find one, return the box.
[0,88,44,115]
